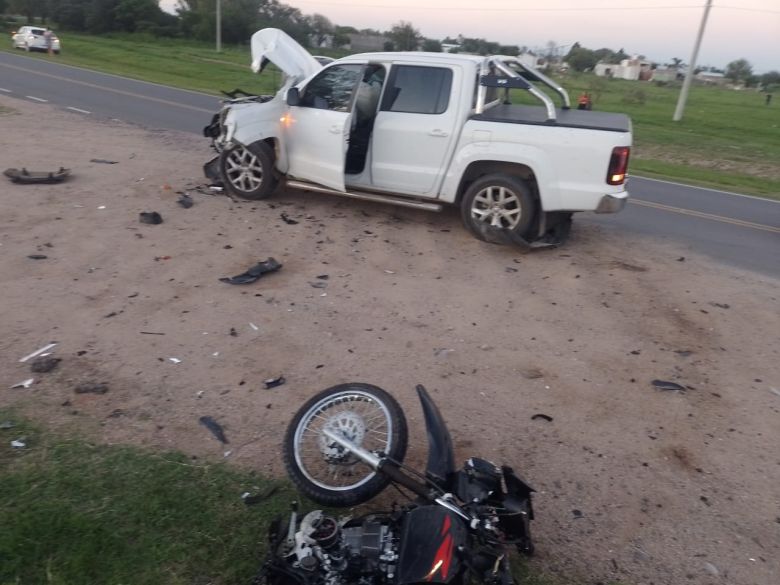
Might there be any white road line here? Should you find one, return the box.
[630,175,778,203]
[0,88,11,93]
[26,95,48,102]
[66,106,91,114]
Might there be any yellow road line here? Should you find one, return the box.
[0,61,214,114]
[629,198,780,234]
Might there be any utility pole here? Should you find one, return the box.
[673,0,713,121]
[216,0,222,52]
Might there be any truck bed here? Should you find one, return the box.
[471,104,631,133]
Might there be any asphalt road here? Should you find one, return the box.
[1,50,778,277]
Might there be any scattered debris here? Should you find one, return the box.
[651,379,687,392]
[674,350,693,357]
[709,302,730,309]
[30,356,61,373]
[74,382,109,394]
[769,387,780,398]
[0,421,15,429]
[154,256,172,261]
[139,211,163,225]
[177,193,194,208]
[199,416,229,444]
[229,327,238,337]
[264,376,286,389]
[531,413,554,422]
[219,258,282,285]
[434,348,454,358]
[703,562,719,577]
[572,509,584,518]
[280,213,299,225]
[522,368,544,379]
[19,342,58,363]
[310,281,327,289]
[4,167,70,184]
[90,159,118,164]
[11,439,26,448]
[10,379,34,389]
[242,485,279,505]
[316,274,329,280]
[27,254,48,260]
[140,331,165,335]
[168,357,182,364]
[676,257,686,262]
[384,270,395,274]
[249,323,260,332]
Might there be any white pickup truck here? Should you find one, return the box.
[204,29,632,248]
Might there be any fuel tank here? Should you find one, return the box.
[396,505,467,584]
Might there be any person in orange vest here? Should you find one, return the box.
[577,91,592,110]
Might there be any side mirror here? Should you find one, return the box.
[286,87,300,106]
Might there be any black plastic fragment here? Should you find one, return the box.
[31,356,61,373]
[531,413,553,422]
[139,211,163,225]
[199,415,229,444]
[280,213,298,225]
[28,254,48,260]
[90,159,118,164]
[219,258,282,285]
[264,376,286,389]
[4,167,70,184]
[651,379,686,392]
[75,382,109,394]
[177,194,194,209]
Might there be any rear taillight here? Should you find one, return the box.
[606,146,630,185]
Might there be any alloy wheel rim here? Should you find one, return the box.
[471,185,522,229]
[225,146,264,192]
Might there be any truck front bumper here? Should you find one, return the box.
[595,192,628,213]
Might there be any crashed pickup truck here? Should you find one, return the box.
[204,28,632,248]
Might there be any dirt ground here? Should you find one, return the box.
[1,97,778,585]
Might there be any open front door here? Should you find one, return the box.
[284,63,363,192]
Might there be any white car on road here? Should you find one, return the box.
[11,26,61,54]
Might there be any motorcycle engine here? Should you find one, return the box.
[280,510,398,585]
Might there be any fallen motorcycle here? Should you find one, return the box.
[255,383,535,585]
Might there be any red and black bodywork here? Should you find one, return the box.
[396,506,467,584]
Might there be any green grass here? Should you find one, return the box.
[2,32,778,198]
[0,410,293,585]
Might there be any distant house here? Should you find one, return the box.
[696,71,728,85]
[595,57,653,81]
[347,33,389,52]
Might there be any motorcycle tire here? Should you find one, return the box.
[283,383,408,507]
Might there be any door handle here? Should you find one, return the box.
[329,125,342,134]
[429,129,449,137]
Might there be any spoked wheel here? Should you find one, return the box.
[283,383,408,506]
[219,140,277,200]
[461,173,537,247]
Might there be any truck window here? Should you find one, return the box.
[381,66,452,115]
[300,64,363,112]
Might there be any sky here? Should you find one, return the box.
[160,1,780,73]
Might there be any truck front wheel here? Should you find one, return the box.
[460,174,537,246]
[219,141,278,200]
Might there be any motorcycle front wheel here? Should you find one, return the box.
[283,383,408,506]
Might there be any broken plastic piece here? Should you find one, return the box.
[74,382,109,394]
[168,357,182,364]
[10,378,34,389]
[139,211,163,225]
[531,413,554,422]
[90,159,118,164]
[30,356,61,373]
[264,376,286,389]
[19,342,58,363]
[242,485,279,505]
[199,416,229,444]
[0,421,15,429]
[4,167,70,184]
[11,439,26,448]
[177,194,194,208]
[219,258,282,285]
[280,213,299,225]
[651,379,686,392]
[28,254,48,260]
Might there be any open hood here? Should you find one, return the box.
[250,28,322,82]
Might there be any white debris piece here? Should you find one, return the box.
[10,378,34,389]
[19,342,58,363]
[168,357,182,364]
[11,439,26,448]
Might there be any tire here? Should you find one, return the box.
[219,140,278,200]
[460,173,537,247]
[283,383,408,507]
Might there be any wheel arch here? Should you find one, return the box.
[455,161,540,208]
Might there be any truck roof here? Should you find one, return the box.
[342,52,486,66]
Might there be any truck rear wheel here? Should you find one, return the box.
[460,174,537,246]
[219,141,278,200]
